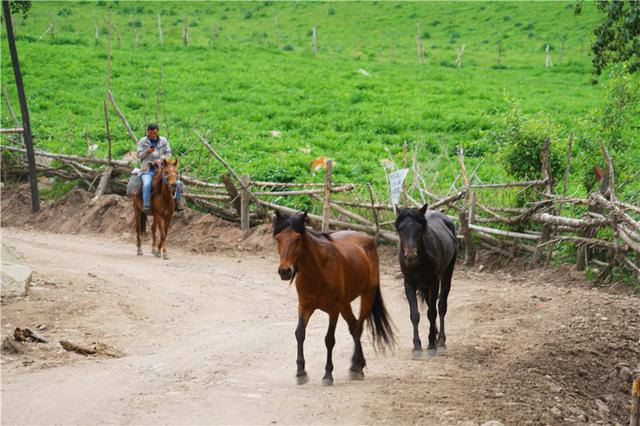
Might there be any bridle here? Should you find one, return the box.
[159,164,179,196]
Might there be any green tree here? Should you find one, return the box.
[591,0,640,78]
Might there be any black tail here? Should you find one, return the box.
[140,211,147,235]
[366,286,395,351]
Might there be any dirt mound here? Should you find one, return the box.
[0,186,275,253]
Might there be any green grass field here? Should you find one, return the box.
[1,1,638,203]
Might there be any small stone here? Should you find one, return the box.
[619,366,632,383]
[569,407,586,417]
[595,399,609,413]
[576,414,587,423]
[480,421,504,426]
[550,407,562,418]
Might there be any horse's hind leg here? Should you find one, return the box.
[340,303,365,380]
[438,260,455,351]
[322,311,339,386]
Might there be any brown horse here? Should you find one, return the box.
[132,159,179,259]
[272,210,394,386]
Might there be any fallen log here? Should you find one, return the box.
[256,199,399,242]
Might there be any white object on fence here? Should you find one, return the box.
[358,68,371,77]
[388,168,409,214]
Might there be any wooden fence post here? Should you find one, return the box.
[274,16,280,49]
[455,44,465,69]
[157,13,163,47]
[457,147,476,266]
[545,44,552,68]
[182,17,189,46]
[311,26,317,56]
[532,138,555,264]
[240,174,250,231]
[321,160,333,233]
[3,0,40,212]
[416,23,425,64]
[211,21,218,46]
[367,183,380,245]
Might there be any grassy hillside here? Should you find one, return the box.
[1,1,637,202]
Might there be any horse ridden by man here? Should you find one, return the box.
[131,123,184,259]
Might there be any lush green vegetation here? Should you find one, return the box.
[1,1,638,202]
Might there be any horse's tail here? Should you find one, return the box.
[140,211,147,235]
[366,286,395,351]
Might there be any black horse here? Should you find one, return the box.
[394,203,457,359]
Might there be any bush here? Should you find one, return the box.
[328,6,335,15]
[497,100,564,182]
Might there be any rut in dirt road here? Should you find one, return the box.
[1,228,638,425]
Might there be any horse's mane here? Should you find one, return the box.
[394,207,427,229]
[272,213,332,241]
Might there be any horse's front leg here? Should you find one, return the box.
[151,219,159,257]
[135,207,143,256]
[156,217,167,260]
[162,214,172,260]
[404,283,422,359]
[295,305,314,385]
[426,282,440,355]
[322,310,339,386]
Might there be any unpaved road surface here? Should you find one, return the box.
[1,227,639,425]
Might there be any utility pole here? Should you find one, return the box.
[2,0,39,212]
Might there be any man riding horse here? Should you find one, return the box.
[137,123,184,214]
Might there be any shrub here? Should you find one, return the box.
[497,100,564,182]
[328,6,335,15]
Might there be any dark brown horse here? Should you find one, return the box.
[272,211,394,386]
[132,159,179,259]
[395,203,457,359]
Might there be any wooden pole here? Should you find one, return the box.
[532,138,555,264]
[182,17,189,46]
[367,183,381,244]
[311,26,318,56]
[2,0,39,212]
[94,17,99,45]
[157,13,163,47]
[455,44,465,69]
[211,21,218,46]
[321,160,333,233]
[107,90,138,144]
[558,131,573,216]
[105,12,112,163]
[240,174,250,231]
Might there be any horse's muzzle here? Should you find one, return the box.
[404,255,418,268]
[278,267,294,281]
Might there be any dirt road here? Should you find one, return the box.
[1,227,638,425]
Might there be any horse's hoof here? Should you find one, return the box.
[321,377,333,386]
[412,349,423,360]
[437,343,447,355]
[163,254,169,260]
[349,370,365,381]
[137,250,143,256]
[296,373,309,385]
[154,251,161,258]
[426,348,438,357]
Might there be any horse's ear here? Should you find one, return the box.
[395,206,404,218]
[174,158,179,166]
[274,209,282,218]
[419,203,428,216]
[162,158,167,167]
[300,211,308,223]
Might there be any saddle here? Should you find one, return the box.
[126,174,143,196]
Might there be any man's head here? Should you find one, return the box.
[147,123,159,140]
